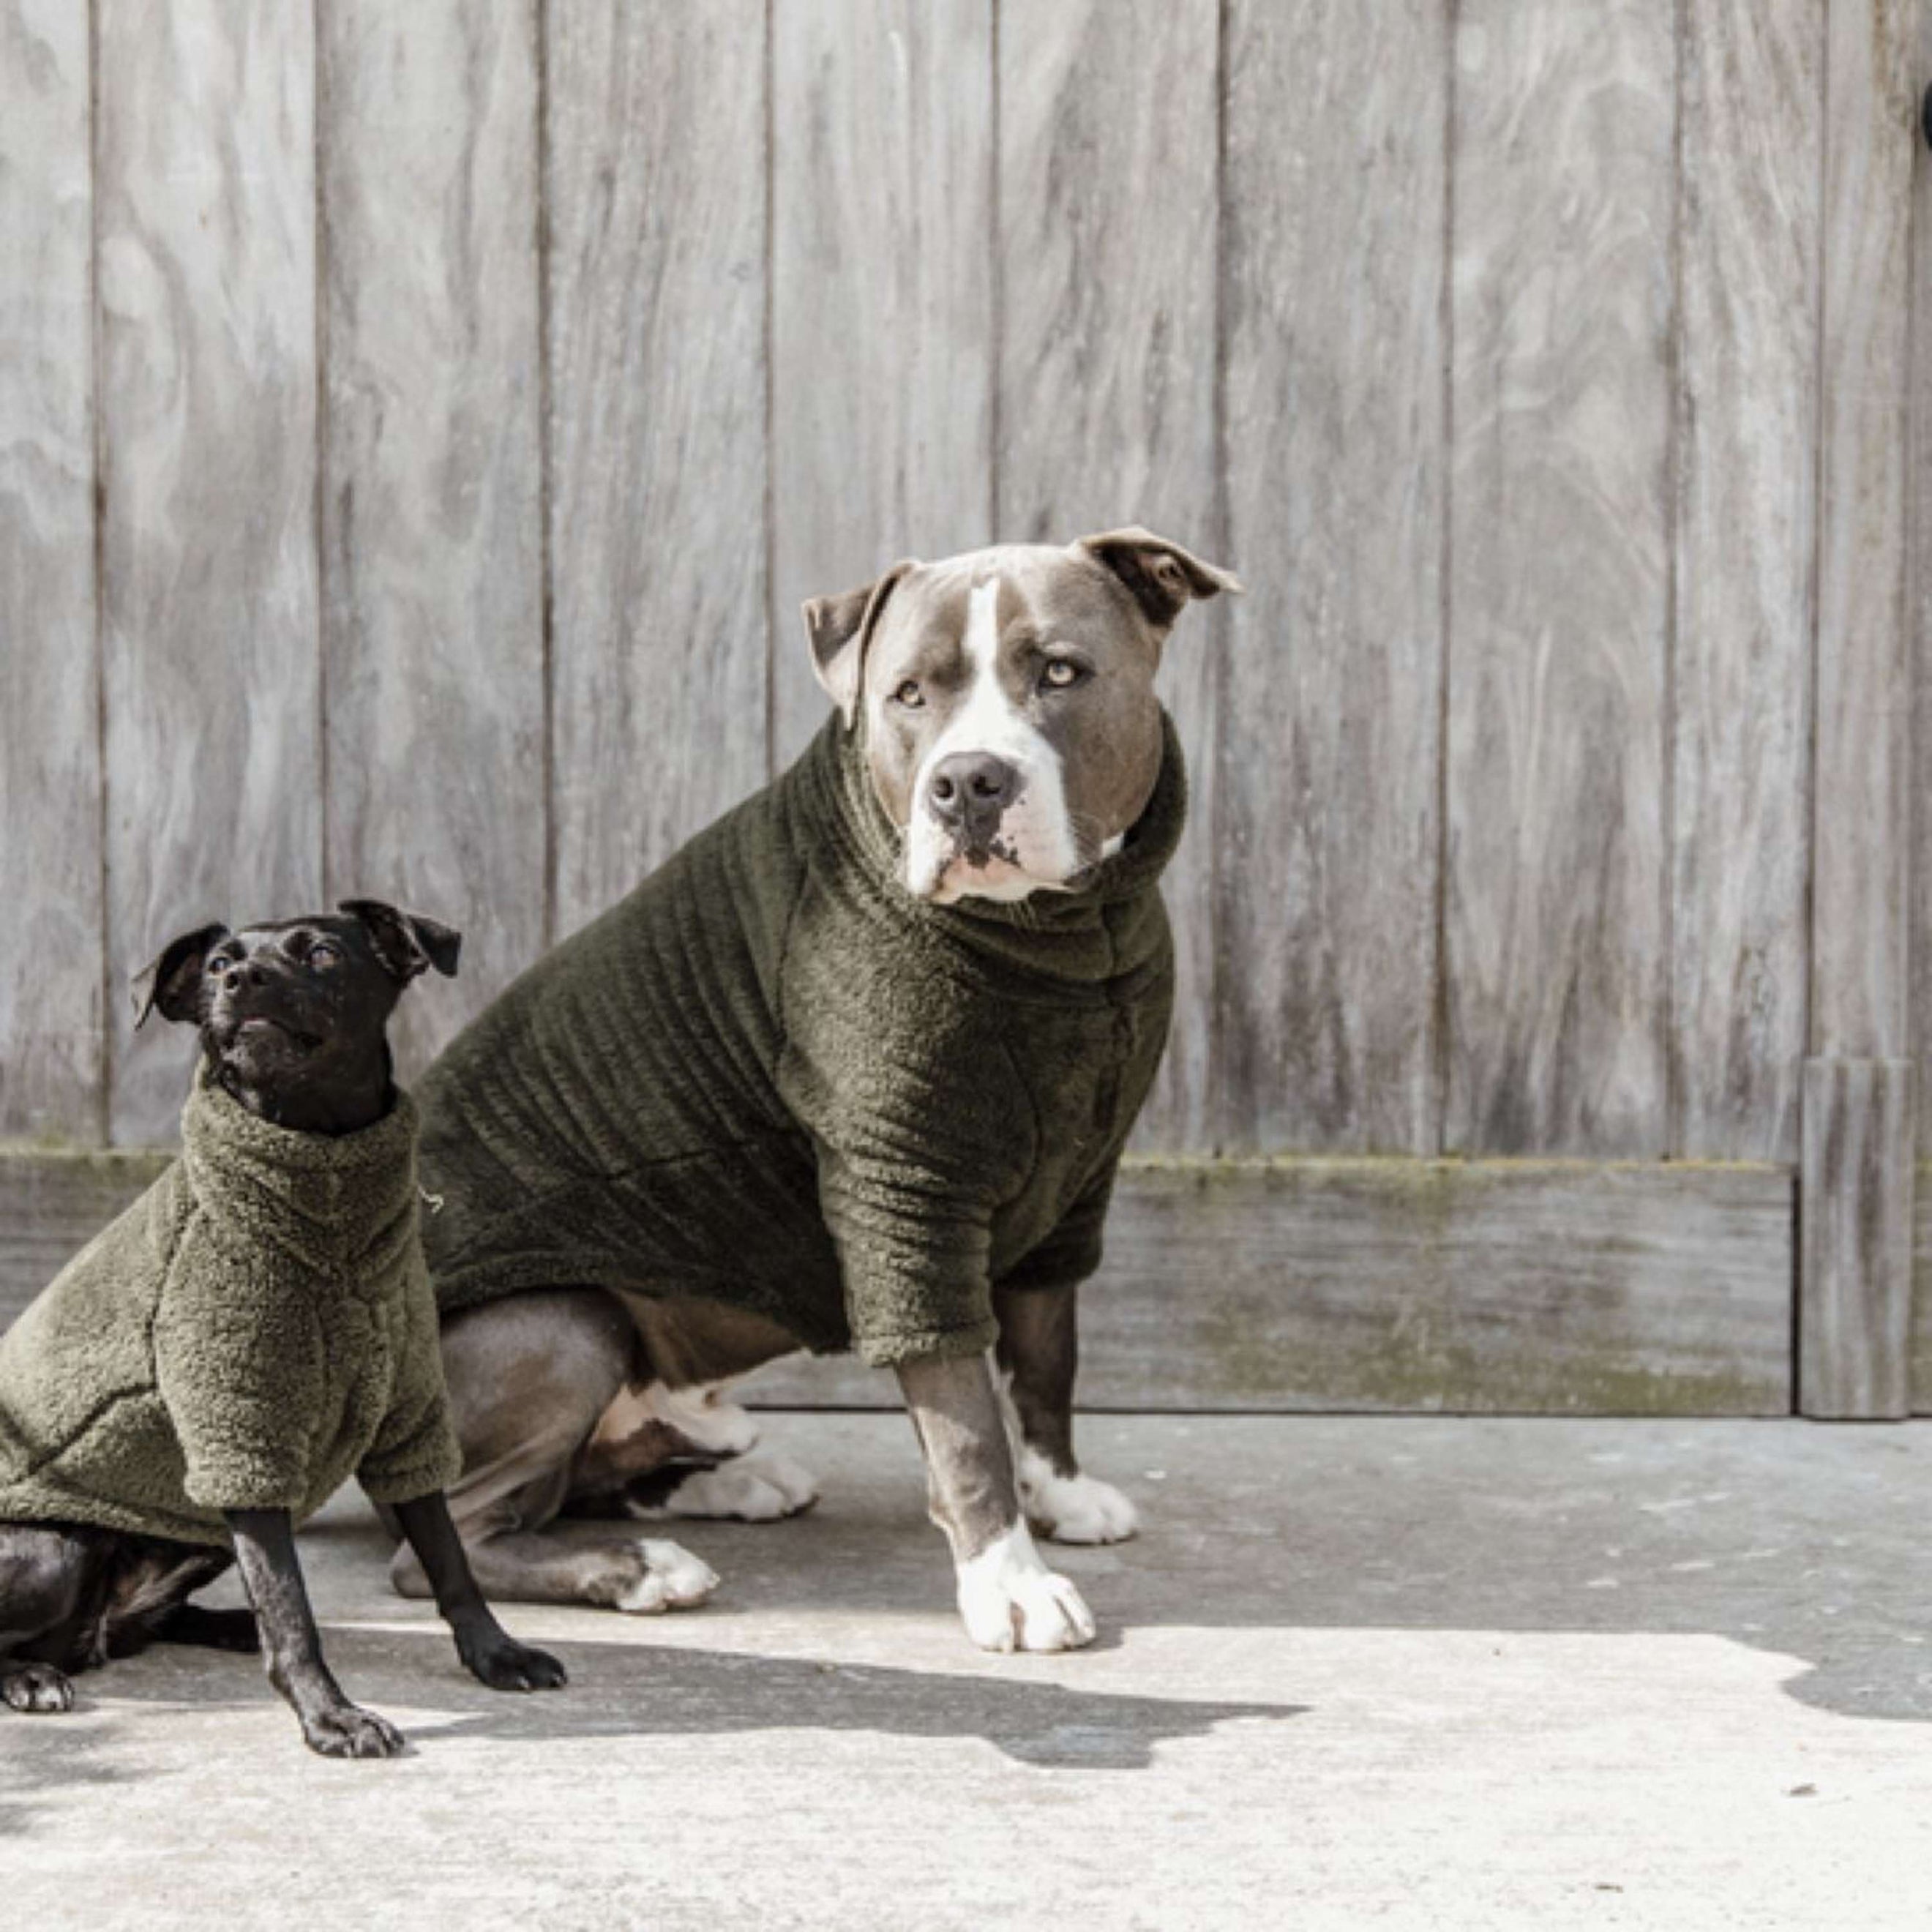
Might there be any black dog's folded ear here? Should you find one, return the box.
[802,560,915,729]
[339,900,462,983]
[130,923,231,1030]
[1076,528,1241,632]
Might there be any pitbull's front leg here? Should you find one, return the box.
[895,1352,1096,1653]
[226,1508,403,1759]
[994,1280,1139,1546]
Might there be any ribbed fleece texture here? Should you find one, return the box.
[419,711,1185,1366]
[0,1073,460,1546]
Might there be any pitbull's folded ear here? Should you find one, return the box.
[130,923,231,1030]
[339,900,463,983]
[1076,528,1241,632]
[803,561,916,729]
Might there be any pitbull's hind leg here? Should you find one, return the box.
[569,1297,820,1525]
[392,1288,719,1614]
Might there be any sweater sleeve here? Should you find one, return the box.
[779,920,1035,1368]
[152,1224,322,1514]
[999,1155,1120,1293]
[812,1139,1003,1366]
[358,1265,464,1504]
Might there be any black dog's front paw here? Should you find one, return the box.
[2,1661,75,1714]
[460,1631,568,1693]
[301,1701,405,1759]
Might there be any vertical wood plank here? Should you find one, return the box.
[546,0,769,935]
[1800,1057,1914,1418]
[1909,0,1932,1166]
[0,0,100,1141]
[769,0,993,769]
[1671,0,1822,1163]
[1444,2,1676,1156]
[1821,0,1920,1413]
[1218,0,1448,1155]
[97,0,321,1144]
[318,0,545,1084]
[997,0,1221,1150]
[1810,0,1914,1068]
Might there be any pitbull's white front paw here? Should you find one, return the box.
[1019,1454,1140,1546]
[955,1524,1098,1652]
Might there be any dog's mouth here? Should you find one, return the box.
[231,1014,326,1053]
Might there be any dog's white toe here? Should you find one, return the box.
[659,1451,820,1522]
[615,1538,720,1614]
[956,1524,1098,1653]
[1022,1464,1139,1546]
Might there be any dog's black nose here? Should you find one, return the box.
[926,752,1019,842]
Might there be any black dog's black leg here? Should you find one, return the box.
[0,1523,91,1713]
[389,1491,566,1693]
[150,1601,261,1653]
[225,1508,402,1759]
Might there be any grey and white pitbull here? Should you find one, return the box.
[400,529,1235,1651]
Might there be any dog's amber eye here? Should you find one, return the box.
[1041,659,1084,691]
[208,954,239,977]
[894,680,924,708]
[310,942,340,968]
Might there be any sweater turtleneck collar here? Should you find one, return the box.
[180,1067,420,1270]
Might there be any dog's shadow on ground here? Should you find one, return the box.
[59,1620,1303,1775]
[615,1413,1932,1730]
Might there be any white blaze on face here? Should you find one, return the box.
[904,577,1080,904]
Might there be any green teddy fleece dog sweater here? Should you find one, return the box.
[419,710,1185,1366]
[0,1073,460,1547]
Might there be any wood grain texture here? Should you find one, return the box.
[1444,1,1675,1156]
[0,0,100,1140]
[769,0,993,769]
[751,1156,1794,1415]
[1912,0,1932,1156]
[318,0,545,1085]
[1912,1164,1932,1411]
[1800,1057,1914,1419]
[0,1147,171,1331]
[1811,0,1915,1064]
[96,0,321,1145]
[996,0,1221,1151]
[1670,0,1821,1162]
[1218,0,1447,1155]
[545,0,770,935]
[0,1148,1793,1415]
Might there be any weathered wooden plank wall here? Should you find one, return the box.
[1445,1,1675,1159]
[0,0,99,1145]
[1220,0,1448,1157]
[2,1,1929,1414]
[1673,0,1821,1167]
[95,1,323,1147]
[318,0,547,1076]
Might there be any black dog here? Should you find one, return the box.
[0,902,565,1756]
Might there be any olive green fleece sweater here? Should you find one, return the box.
[0,1073,460,1547]
[419,712,1183,1367]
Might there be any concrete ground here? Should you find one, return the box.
[6,1415,1932,1930]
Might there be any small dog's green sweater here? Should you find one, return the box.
[419,711,1186,1366]
[0,1074,460,1546]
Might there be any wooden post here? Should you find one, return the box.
[1800,0,1917,1418]
[1800,1059,1916,1418]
